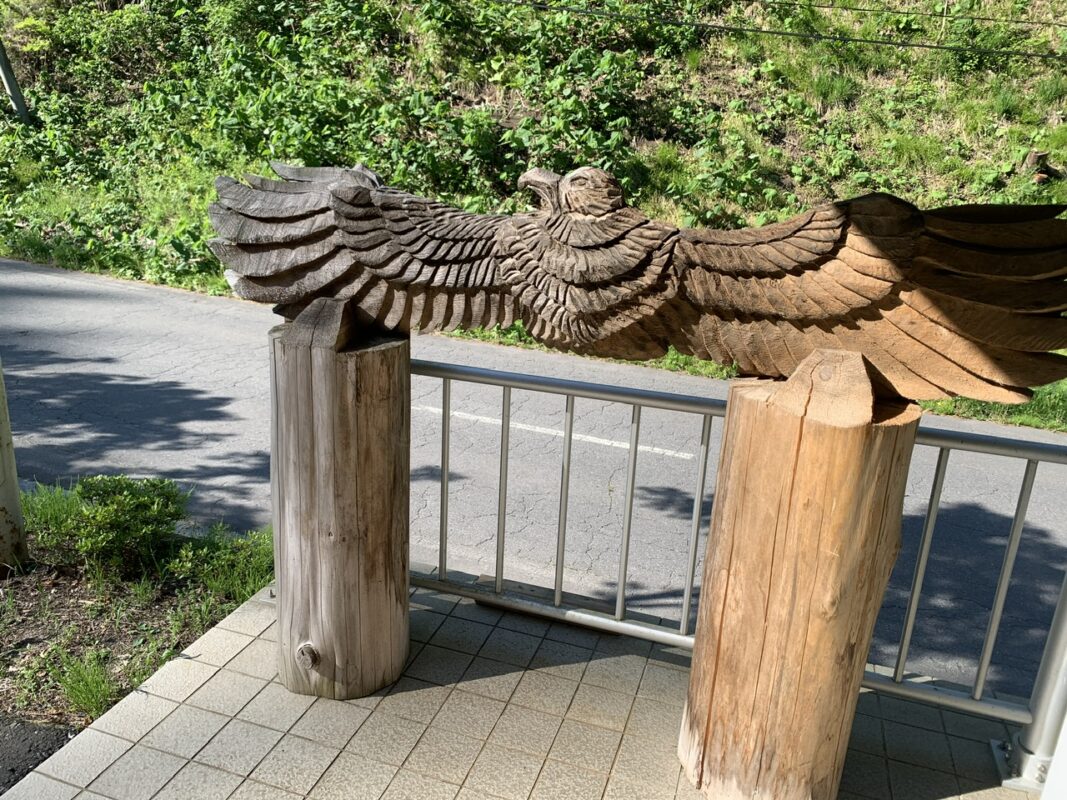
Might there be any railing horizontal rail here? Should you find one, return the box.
[412,359,1067,465]
[411,359,728,417]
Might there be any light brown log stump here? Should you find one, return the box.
[0,358,27,579]
[270,298,410,699]
[678,349,921,800]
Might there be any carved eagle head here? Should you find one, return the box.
[518,166,625,217]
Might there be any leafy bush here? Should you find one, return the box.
[167,525,274,604]
[26,476,187,576]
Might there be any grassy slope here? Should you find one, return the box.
[0,0,1065,429]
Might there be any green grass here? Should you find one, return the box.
[922,381,1067,433]
[8,476,275,721]
[51,649,117,719]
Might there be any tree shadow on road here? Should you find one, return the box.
[1,345,271,531]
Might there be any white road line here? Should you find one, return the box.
[412,404,694,460]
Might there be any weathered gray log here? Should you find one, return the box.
[210,162,1067,405]
[270,298,410,698]
[678,349,921,800]
[0,358,27,578]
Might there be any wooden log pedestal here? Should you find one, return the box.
[269,298,410,699]
[678,349,921,800]
[0,358,28,579]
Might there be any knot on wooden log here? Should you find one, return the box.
[296,643,320,670]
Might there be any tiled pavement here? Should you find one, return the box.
[6,587,1041,800]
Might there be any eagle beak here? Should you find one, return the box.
[518,168,561,212]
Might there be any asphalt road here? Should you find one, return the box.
[2,260,1066,698]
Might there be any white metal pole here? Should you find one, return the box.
[0,39,30,123]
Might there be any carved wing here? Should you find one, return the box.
[209,163,519,331]
[664,194,1067,402]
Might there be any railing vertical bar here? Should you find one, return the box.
[494,387,512,594]
[554,395,576,607]
[616,405,642,621]
[894,446,951,683]
[680,415,714,635]
[972,459,1039,700]
[439,378,451,578]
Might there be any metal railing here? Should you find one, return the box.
[409,358,1067,790]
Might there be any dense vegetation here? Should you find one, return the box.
[1,0,1065,427]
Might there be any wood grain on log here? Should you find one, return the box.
[678,350,921,800]
[271,298,409,698]
[0,359,27,579]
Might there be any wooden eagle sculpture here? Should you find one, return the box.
[209,163,1067,403]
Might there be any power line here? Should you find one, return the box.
[492,0,1067,61]
[757,0,1067,30]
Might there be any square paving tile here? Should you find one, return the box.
[346,710,427,766]
[195,718,283,776]
[4,772,80,800]
[497,612,550,637]
[549,719,622,774]
[531,758,607,800]
[378,677,453,723]
[182,627,254,667]
[566,682,634,731]
[848,712,885,756]
[249,734,338,794]
[141,704,229,759]
[529,639,592,682]
[238,681,317,731]
[487,703,561,757]
[229,780,302,799]
[225,638,278,681]
[432,690,505,739]
[839,750,891,800]
[879,696,944,732]
[36,729,133,788]
[403,725,483,784]
[405,644,474,685]
[637,662,688,706]
[411,608,448,642]
[87,744,186,800]
[544,622,599,650]
[450,599,503,625]
[582,651,646,695]
[186,669,267,716]
[382,768,459,800]
[154,762,242,800]
[887,759,960,800]
[943,710,1010,743]
[510,669,578,716]
[139,658,217,703]
[290,696,371,748]
[217,601,276,637]
[478,627,542,666]
[456,656,523,702]
[89,691,178,742]
[309,751,397,799]
[884,719,953,771]
[463,743,543,800]
[611,733,679,787]
[430,617,495,654]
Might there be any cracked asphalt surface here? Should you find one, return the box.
[2,260,1066,697]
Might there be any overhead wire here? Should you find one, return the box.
[492,0,1067,61]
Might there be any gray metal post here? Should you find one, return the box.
[0,40,30,123]
[1010,571,1067,790]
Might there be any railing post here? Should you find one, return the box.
[1008,571,1067,791]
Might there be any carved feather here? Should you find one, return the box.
[209,165,1067,403]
